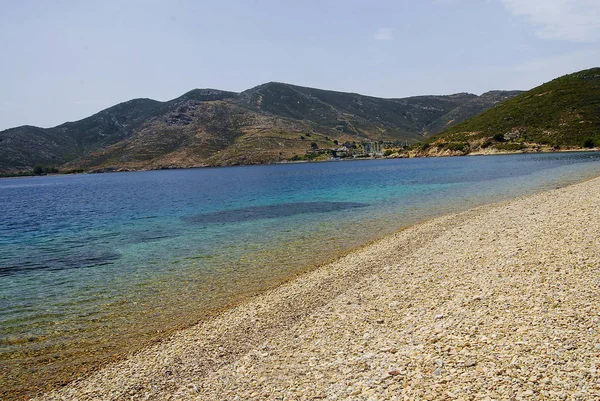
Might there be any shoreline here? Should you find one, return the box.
[33,174,600,400]
[2,148,598,179]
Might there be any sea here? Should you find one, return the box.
[2,152,600,398]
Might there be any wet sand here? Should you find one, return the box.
[35,177,600,400]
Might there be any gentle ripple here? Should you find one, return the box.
[2,152,600,399]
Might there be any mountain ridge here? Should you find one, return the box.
[412,67,600,156]
[0,83,523,174]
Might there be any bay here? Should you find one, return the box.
[2,152,600,398]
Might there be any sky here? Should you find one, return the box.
[0,0,599,130]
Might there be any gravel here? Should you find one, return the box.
[35,177,600,400]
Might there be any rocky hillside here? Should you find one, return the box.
[0,90,236,173]
[236,83,478,140]
[0,83,522,174]
[415,68,600,156]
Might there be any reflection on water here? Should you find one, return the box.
[2,152,600,399]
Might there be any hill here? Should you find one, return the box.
[414,68,600,156]
[236,83,477,140]
[422,90,524,136]
[0,84,522,174]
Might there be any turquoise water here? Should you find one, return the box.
[2,152,600,397]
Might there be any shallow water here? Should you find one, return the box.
[2,152,600,398]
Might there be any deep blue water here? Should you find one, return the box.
[2,152,600,391]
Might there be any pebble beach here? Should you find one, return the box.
[34,176,600,400]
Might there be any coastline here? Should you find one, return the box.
[2,148,598,179]
[34,175,600,400]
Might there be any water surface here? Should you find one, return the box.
[2,152,600,398]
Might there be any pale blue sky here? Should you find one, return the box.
[1,0,599,130]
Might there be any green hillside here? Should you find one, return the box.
[234,82,477,141]
[419,68,600,155]
[423,90,524,136]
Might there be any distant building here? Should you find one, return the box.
[363,142,382,156]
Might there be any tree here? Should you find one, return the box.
[583,138,596,148]
[311,142,318,150]
[493,133,505,142]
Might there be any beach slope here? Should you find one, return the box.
[36,177,600,400]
